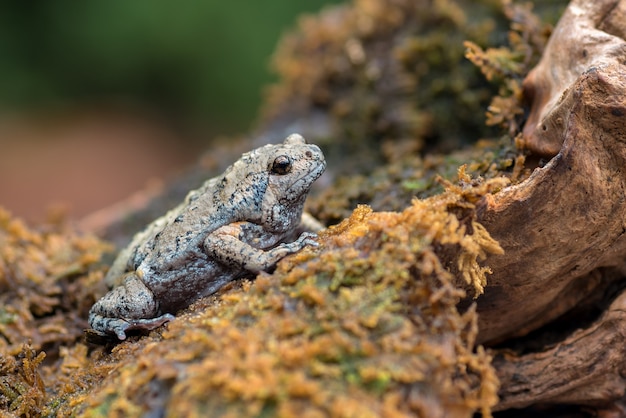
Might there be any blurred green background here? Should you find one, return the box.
[0,1,343,221]
[0,1,342,135]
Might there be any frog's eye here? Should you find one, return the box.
[270,155,292,175]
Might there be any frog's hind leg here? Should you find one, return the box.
[89,272,174,340]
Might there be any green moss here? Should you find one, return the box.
[265,0,562,226]
[262,0,565,166]
[464,1,556,136]
[263,0,508,156]
[307,136,524,225]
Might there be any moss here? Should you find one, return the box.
[0,208,110,357]
[0,1,570,416]
[0,208,111,417]
[262,0,566,168]
[307,136,525,225]
[53,173,503,417]
[464,0,554,138]
[300,0,556,226]
[0,344,46,416]
[263,0,506,160]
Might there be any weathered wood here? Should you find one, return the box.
[521,0,626,157]
[494,290,626,410]
[473,0,626,345]
[467,0,626,412]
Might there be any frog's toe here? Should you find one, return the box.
[296,232,320,248]
[115,326,129,340]
[89,314,174,341]
[126,314,175,334]
[89,316,132,340]
[302,237,319,247]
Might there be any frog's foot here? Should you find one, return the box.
[260,232,319,262]
[205,230,320,273]
[125,314,175,334]
[289,231,320,249]
[89,313,175,341]
[89,272,171,340]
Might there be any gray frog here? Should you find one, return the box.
[89,133,326,340]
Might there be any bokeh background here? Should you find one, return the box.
[0,1,342,222]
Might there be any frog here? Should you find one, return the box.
[88,133,326,340]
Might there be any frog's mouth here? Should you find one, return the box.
[289,160,326,193]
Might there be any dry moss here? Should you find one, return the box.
[0,344,46,417]
[0,208,109,356]
[58,174,505,418]
[0,179,504,417]
[0,176,505,418]
[0,208,110,417]
[307,136,526,225]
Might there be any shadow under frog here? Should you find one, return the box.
[89,134,326,340]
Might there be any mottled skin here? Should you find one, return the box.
[89,134,326,340]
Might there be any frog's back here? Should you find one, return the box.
[105,177,230,286]
[132,178,233,265]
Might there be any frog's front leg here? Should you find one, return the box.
[205,224,318,272]
[89,272,174,340]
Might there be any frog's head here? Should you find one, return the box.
[219,133,325,231]
[267,133,325,196]
[261,134,326,231]
[258,133,326,231]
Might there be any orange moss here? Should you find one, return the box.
[65,173,504,418]
[0,343,46,416]
[0,207,111,416]
[0,208,110,355]
[307,136,524,225]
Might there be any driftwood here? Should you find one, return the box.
[471,0,626,410]
[494,290,626,412]
[476,64,626,343]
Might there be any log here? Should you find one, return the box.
[494,289,626,410]
[471,0,626,411]
[475,63,626,344]
[473,0,626,345]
